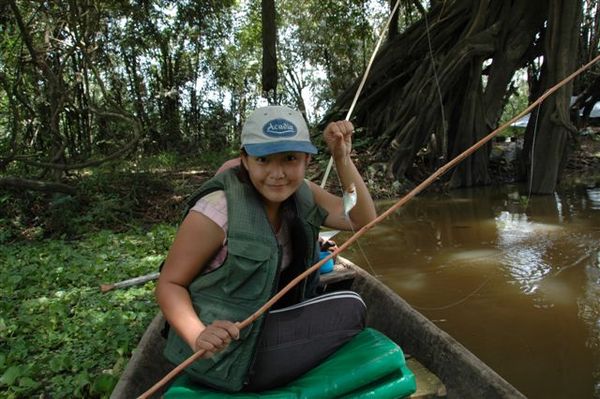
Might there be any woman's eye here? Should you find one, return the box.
[286,154,297,161]
[256,157,267,163]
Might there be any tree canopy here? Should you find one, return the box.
[1,0,599,196]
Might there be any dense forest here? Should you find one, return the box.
[1,0,600,237]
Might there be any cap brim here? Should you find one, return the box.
[244,141,318,157]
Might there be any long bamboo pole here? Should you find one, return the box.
[138,53,600,399]
[320,0,403,188]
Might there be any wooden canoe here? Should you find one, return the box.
[111,258,525,399]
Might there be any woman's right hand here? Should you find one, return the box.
[193,320,240,358]
[323,120,354,161]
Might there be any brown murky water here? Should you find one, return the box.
[341,184,600,399]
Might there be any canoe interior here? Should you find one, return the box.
[110,259,525,399]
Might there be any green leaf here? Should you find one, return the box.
[49,356,68,373]
[73,371,91,391]
[18,377,39,389]
[8,275,22,287]
[1,365,23,386]
[91,373,118,395]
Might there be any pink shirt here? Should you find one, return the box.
[190,190,292,273]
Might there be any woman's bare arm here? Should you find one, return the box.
[155,211,227,349]
[311,121,376,230]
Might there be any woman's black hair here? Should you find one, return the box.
[236,148,251,183]
[276,198,310,307]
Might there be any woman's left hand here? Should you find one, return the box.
[323,121,354,161]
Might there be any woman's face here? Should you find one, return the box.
[241,152,310,207]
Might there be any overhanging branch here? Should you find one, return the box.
[6,109,142,171]
[0,176,76,194]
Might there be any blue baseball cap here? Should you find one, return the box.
[241,106,318,156]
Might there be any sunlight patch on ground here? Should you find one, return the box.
[142,254,164,263]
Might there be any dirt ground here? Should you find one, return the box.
[564,134,600,180]
[491,133,600,184]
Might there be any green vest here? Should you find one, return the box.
[163,168,327,392]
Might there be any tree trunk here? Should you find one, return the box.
[157,41,181,150]
[261,0,278,103]
[0,176,76,194]
[124,47,149,139]
[448,59,490,187]
[328,0,548,188]
[284,68,309,120]
[522,0,582,194]
[450,0,548,187]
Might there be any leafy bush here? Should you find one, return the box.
[0,149,237,240]
[131,150,238,173]
[0,224,175,398]
[131,151,181,171]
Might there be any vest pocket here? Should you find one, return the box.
[223,239,276,300]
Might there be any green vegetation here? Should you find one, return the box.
[0,150,231,398]
[0,224,175,398]
[0,150,234,243]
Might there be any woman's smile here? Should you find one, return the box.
[267,183,288,189]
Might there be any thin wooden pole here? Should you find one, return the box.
[320,0,403,188]
[138,53,600,399]
[100,272,159,293]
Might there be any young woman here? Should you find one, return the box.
[156,105,377,392]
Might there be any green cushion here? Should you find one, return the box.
[164,328,416,399]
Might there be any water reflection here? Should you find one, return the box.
[588,187,600,210]
[495,211,554,294]
[343,183,600,398]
